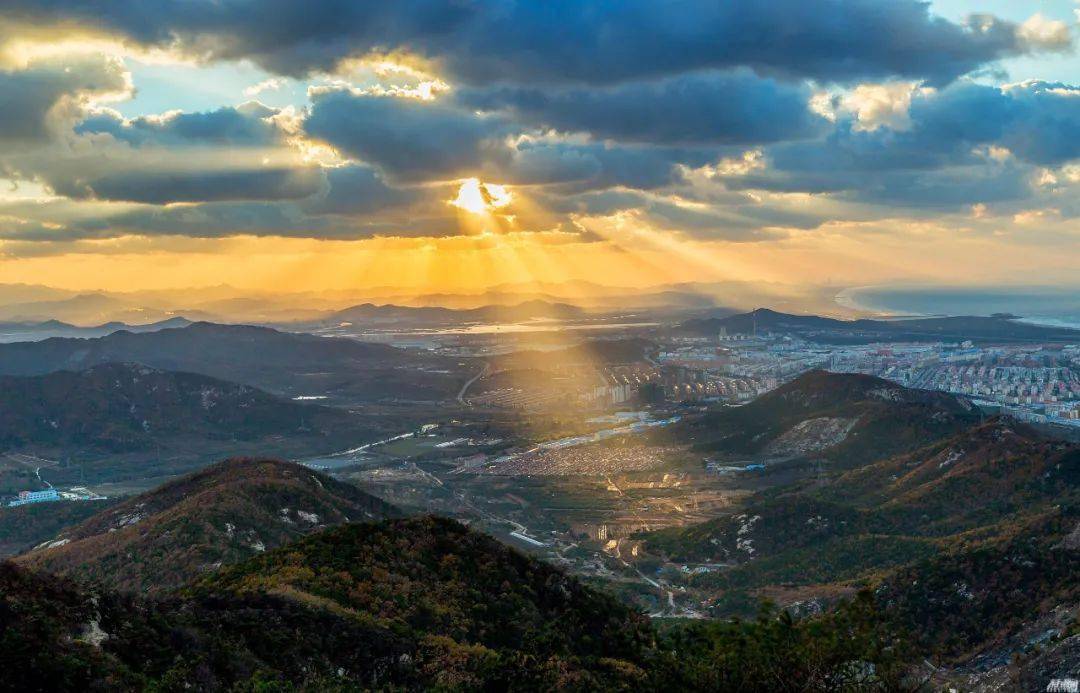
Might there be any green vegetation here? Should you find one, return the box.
[1,515,925,691]
[651,593,918,691]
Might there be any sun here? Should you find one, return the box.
[450,178,512,214]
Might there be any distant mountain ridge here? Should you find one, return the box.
[680,307,1080,343]
[0,321,462,402]
[324,299,587,325]
[17,458,397,593]
[0,316,191,343]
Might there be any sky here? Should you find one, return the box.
[0,0,1078,296]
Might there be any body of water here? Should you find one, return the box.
[837,285,1080,329]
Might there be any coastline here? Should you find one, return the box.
[834,285,1080,330]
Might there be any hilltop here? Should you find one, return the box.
[679,308,1080,344]
[675,370,981,468]
[0,321,464,402]
[1,464,927,690]
[17,458,396,593]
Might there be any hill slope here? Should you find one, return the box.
[17,458,397,593]
[648,420,1076,564]
[0,363,378,454]
[675,370,980,468]
[1,517,655,690]
[644,417,1080,666]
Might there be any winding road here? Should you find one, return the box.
[456,362,490,405]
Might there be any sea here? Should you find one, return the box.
[836,285,1080,330]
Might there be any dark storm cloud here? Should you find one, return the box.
[500,141,711,190]
[304,89,510,181]
[994,82,1080,165]
[1,0,1056,85]
[458,71,826,145]
[302,88,726,188]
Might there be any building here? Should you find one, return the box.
[8,488,60,507]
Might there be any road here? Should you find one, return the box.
[6,452,58,488]
[456,362,490,404]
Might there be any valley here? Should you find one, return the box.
[1,303,1078,690]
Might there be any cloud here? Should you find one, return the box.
[75,102,280,147]
[498,140,710,190]
[0,55,130,147]
[243,77,285,96]
[0,0,1059,85]
[304,164,420,215]
[1016,13,1072,52]
[840,82,921,132]
[0,2,1076,252]
[458,70,825,145]
[4,102,325,204]
[304,89,508,180]
[50,166,324,204]
[718,80,1080,210]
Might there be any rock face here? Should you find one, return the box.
[764,416,858,457]
[17,458,397,593]
[1057,522,1080,551]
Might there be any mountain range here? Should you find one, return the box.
[0,317,192,344]
[0,322,464,403]
[680,307,1080,343]
[320,299,588,326]
[0,279,847,326]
